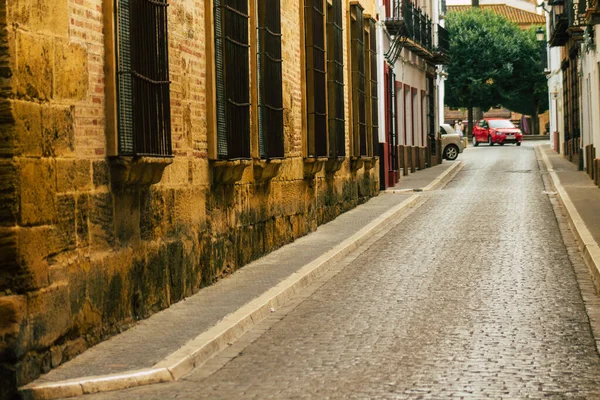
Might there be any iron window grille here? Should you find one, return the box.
[368,18,379,157]
[326,0,345,158]
[305,0,328,157]
[350,4,367,157]
[427,77,435,156]
[257,0,284,159]
[116,0,172,157]
[214,0,251,160]
[386,68,398,171]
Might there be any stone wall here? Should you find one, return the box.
[0,0,379,397]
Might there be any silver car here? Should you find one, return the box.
[440,124,464,160]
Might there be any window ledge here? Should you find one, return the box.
[351,156,377,171]
[212,159,252,185]
[254,159,283,182]
[109,156,173,189]
[325,157,345,174]
[303,157,328,179]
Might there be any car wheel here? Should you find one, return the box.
[444,144,459,161]
[488,135,494,146]
[500,142,505,146]
[472,135,479,147]
[517,142,521,146]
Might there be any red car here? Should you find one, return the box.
[472,118,523,146]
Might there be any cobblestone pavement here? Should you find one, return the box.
[86,143,600,399]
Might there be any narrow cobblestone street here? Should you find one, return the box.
[84,143,600,399]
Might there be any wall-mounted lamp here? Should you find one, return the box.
[537,1,550,13]
[536,27,545,42]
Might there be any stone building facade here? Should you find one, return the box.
[0,0,380,396]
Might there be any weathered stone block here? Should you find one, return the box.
[0,228,18,290]
[0,159,18,226]
[19,158,56,226]
[41,105,75,157]
[168,188,205,234]
[114,191,141,246]
[87,258,107,315]
[16,31,53,101]
[102,251,134,325]
[0,119,18,159]
[0,295,28,362]
[88,192,115,250]
[54,39,88,100]
[56,159,92,192]
[7,0,31,26]
[277,157,303,181]
[9,0,69,36]
[189,158,210,186]
[16,226,55,290]
[163,157,190,186]
[140,187,165,241]
[76,193,89,248]
[68,258,96,331]
[13,100,43,157]
[92,160,110,188]
[27,283,70,350]
[55,194,76,251]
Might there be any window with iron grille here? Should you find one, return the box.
[350,4,367,157]
[257,0,284,159]
[214,0,251,159]
[368,18,379,157]
[305,0,328,157]
[326,0,345,158]
[116,0,172,157]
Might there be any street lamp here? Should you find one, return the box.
[536,27,545,42]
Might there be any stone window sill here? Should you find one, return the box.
[303,157,328,179]
[109,156,173,189]
[212,159,252,185]
[253,159,283,182]
[351,156,377,171]
[325,157,345,174]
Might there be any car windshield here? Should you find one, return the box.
[488,120,516,129]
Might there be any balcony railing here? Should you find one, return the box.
[548,6,569,46]
[433,24,450,64]
[385,0,433,56]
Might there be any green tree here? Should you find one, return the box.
[498,27,549,135]
[445,9,524,135]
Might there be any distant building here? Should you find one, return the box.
[377,0,451,188]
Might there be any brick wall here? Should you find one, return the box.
[0,0,379,397]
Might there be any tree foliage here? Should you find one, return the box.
[499,27,549,116]
[445,9,548,117]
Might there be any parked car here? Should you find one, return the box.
[440,124,464,160]
[472,118,523,146]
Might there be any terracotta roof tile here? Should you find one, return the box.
[447,4,545,25]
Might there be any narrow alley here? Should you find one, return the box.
[76,143,600,399]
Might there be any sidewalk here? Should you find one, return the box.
[538,143,600,296]
[20,160,463,400]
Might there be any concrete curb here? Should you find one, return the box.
[21,190,434,399]
[536,144,600,287]
[384,160,464,194]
